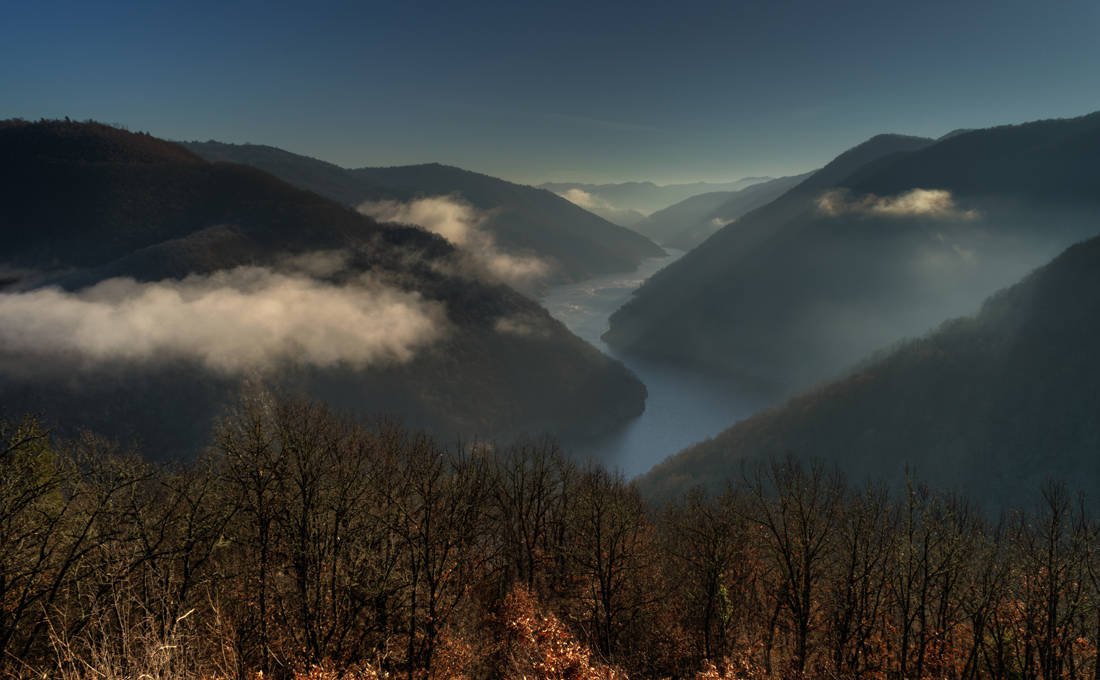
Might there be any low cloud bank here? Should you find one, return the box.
[357,196,549,290]
[493,312,554,338]
[277,250,351,278]
[0,266,445,373]
[557,188,605,212]
[555,189,645,226]
[817,188,979,220]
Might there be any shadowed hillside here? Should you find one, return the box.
[605,115,1100,395]
[184,141,664,284]
[641,233,1100,505]
[0,120,647,455]
[634,172,813,249]
[539,177,770,215]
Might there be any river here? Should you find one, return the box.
[541,251,769,479]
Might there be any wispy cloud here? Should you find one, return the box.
[493,312,554,338]
[0,266,445,373]
[555,188,646,224]
[357,196,550,291]
[817,188,979,220]
[557,188,604,211]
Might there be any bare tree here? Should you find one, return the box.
[745,455,843,675]
[661,485,753,664]
[487,437,574,598]
[565,465,657,663]
[823,483,895,677]
[377,430,492,679]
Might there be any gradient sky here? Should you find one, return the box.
[4,0,1099,184]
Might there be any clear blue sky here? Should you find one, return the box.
[4,0,1099,184]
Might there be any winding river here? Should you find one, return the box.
[541,252,769,479]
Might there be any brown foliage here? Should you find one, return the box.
[3,401,1100,680]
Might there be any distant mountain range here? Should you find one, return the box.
[605,114,1100,396]
[184,142,664,288]
[0,120,648,455]
[539,177,772,220]
[632,173,813,249]
[641,232,1100,506]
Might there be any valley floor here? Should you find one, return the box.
[543,251,771,477]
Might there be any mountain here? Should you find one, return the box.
[633,173,812,249]
[604,114,1100,395]
[583,203,648,229]
[183,142,663,287]
[543,188,649,228]
[627,191,732,245]
[540,177,772,216]
[0,120,647,456]
[640,233,1100,505]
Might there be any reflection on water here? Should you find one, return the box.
[541,251,768,479]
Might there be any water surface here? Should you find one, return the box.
[541,252,768,478]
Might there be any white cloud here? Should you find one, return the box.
[277,249,350,277]
[357,196,549,291]
[817,188,979,220]
[555,188,647,226]
[0,266,445,373]
[493,312,554,338]
[557,188,602,211]
[358,196,481,247]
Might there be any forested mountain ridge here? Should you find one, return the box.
[640,232,1100,505]
[604,114,1100,394]
[0,120,648,454]
[1,121,437,273]
[184,141,664,284]
[539,177,771,215]
[634,172,813,249]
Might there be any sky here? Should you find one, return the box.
[3,0,1099,184]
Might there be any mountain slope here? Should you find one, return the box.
[540,178,771,215]
[628,191,733,245]
[640,233,1100,505]
[605,115,1100,394]
[352,163,665,280]
[0,120,647,455]
[635,173,812,248]
[184,142,664,284]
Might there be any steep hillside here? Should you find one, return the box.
[2,122,428,272]
[352,163,664,280]
[635,173,812,248]
[605,115,1100,394]
[0,120,647,456]
[540,177,770,215]
[629,191,733,245]
[641,234,1100,505]
[184,142,663,284]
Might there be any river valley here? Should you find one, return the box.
[542,252,770,478]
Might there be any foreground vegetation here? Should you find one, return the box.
[3,397,1100,680]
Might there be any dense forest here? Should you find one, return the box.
[4,399,1100,680]
[0,120,648,454]
[641,230,1100,506]
[605,116,1100,395]
[182,141,664,286]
